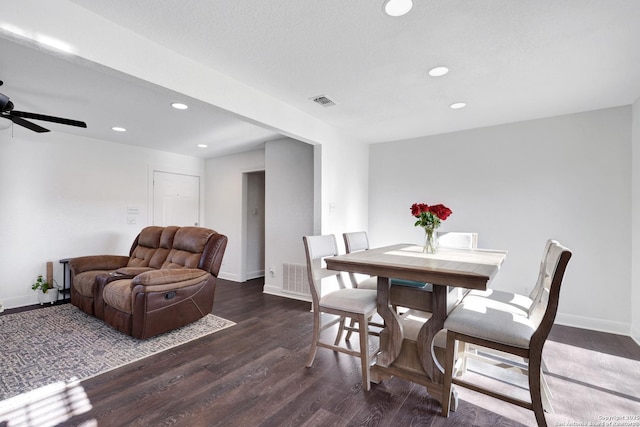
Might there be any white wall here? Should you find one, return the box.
[370,106,632,334]
[0,128,204,309]
[203,137,371,302]
[263,138,315,299]
[632,98,640,343]
[204,149,265,282]
[204,138,318,300]
[320,140,371,252]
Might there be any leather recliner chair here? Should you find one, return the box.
[69,226,227,339]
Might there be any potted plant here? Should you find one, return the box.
[32,274,59,305]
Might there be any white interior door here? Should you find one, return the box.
[153,171,200,226]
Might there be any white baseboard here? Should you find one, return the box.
[217,271,239,281]
[246,270,265,280]
[631,324,640,346]
[2,295,42,310]
[263,284,311,303]
[555,312,630,336]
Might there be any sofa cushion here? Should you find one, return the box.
[127,226,163,267]
[138,226,163,247]
[102,279,133,314]
[162,227,214,269]
[160,226,180,249]
[149,226,179,268]
[74,270,114,297]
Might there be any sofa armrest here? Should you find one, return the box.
[94,272,138,319]
[200,233,228,276]
[131,268,210,287]
[69,255,130,275]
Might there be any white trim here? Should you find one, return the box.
[246,270,265,280]
[631,324,640,346]
[218,272,239,282]
[555,313,630,336]
[263,284,312,303]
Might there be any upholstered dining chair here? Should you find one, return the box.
[303,234,380,391]
[436,231,478,249]
[441,240,572,427]
[342,231,377,290]
[453,239,555,413]
[435,231,479,310]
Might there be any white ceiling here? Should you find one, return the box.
[2,0,640,158]
[0,35,282,158]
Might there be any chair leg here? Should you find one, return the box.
[541,359,553,399]
[457,341,471,376]
[542,357,550,374]
[306,310,321,367]
[358,313,371,391]
[441,331,457,416]
[335,316,347,345]
[541,371,555,414]
[528,352,547,427]
[345,317,355,342]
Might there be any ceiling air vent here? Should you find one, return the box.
[310,95,336,107]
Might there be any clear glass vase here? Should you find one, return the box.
[423,226,438,254]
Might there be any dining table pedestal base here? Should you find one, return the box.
[370,308,459,412]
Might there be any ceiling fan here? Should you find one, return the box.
[0,80,87,133]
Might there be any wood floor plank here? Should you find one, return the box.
[2,278,639,427]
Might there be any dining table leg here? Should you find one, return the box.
[376,276,403,367]
[417,283,448,383]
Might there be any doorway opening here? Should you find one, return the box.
[242,170,265,281]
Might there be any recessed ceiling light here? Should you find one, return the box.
[171,102,188,110]
[383,0,413,17]
[449,102,467,110]
[197,144,208,148]
[428,66,449,77]
[112,126,126,132]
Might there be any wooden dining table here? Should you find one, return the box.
[326,243,507,407]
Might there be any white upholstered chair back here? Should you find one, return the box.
[528,240,567,325]
[343,231,370,254]
[342,231,377,290]
[303,235,346,304]
[436,231,478,249]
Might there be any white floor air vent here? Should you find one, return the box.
[282,263,310,296]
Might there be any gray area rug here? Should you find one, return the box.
[0,304,235,402]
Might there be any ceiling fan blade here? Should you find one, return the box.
[10,110,87,128]
[5,115,50,133]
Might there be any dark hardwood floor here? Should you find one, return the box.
[3,278,640,426]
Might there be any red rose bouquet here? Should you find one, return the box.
[410,202,453,253]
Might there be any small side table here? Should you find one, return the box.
[59,258,72,301]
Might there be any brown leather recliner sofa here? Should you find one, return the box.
[69,226,228,339]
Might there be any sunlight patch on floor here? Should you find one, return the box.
[0,378,93,427]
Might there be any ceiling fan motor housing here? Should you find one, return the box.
[0,93,14,112]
